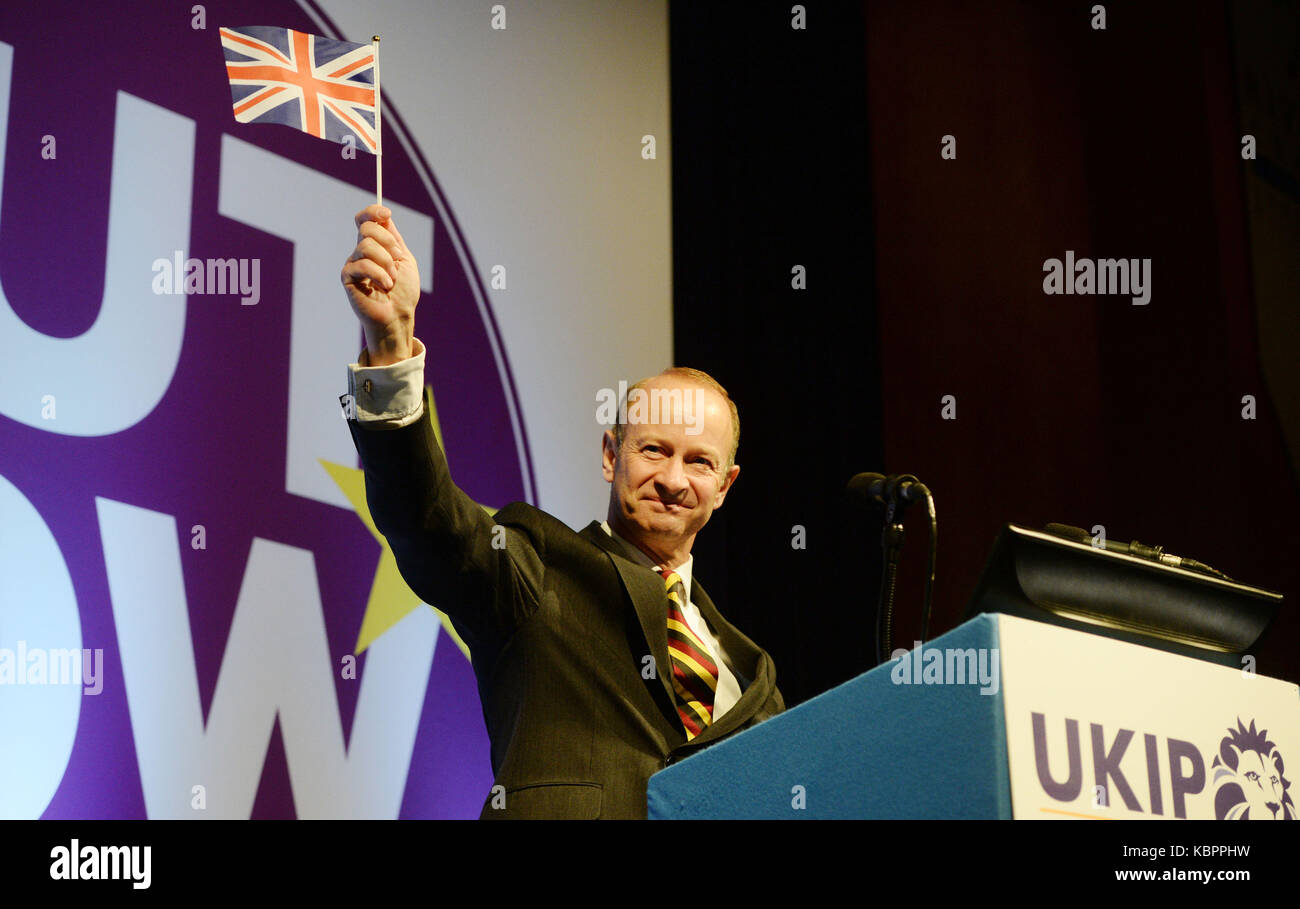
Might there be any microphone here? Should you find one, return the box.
[847,472,931,506]
[1043,523,1231,580]
[847,471,939,661]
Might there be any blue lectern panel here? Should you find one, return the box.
[648,614,1012,819]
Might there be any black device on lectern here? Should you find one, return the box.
[964,523,1283,668]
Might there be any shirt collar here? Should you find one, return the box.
[600,520,693,604]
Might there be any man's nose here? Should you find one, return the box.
[656,456,689,496]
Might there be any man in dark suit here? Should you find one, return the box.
[340,204,784,818]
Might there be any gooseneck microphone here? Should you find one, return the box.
[847,472,938,665]
[847,472,930,507]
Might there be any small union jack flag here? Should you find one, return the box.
[220,26,378,154]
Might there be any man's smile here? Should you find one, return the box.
[646,497,687,511]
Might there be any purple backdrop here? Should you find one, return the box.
[0,0,530,818]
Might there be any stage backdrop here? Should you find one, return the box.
[0,0,670,818]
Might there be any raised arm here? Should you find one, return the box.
[340,205,543,655]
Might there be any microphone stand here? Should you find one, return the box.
[921,491,936,645]
[849,471,936,666]
[876,496,906,665]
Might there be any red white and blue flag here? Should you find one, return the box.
[220,26,379,154]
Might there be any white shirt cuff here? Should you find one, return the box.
[346,337,426,428]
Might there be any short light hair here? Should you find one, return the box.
[612,367,740,471]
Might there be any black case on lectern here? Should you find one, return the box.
[964,524,1283,667]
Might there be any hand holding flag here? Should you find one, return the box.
[341,205,420,366]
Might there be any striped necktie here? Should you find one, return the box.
[659,568,720,740]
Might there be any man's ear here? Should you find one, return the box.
[713,464,740,508]
[601,430,618,482]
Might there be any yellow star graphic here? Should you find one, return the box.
[321,385,495,659]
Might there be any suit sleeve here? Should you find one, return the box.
[346,383,545,656]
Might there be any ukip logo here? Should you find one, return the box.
[0,0,531,819]
[1031,711,1296,819]
[1212,718,1295,820]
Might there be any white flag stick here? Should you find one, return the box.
[372,35,382,207]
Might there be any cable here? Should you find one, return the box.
[921,491,936,643]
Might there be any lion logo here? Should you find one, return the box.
[1212,717,1295,820]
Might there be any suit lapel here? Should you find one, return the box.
[579,522,679,713]
[682,578,777,748]
[578,522,777,749]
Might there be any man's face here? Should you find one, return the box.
[602,376,739,550]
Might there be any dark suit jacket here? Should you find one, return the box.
[347,395,784,818]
